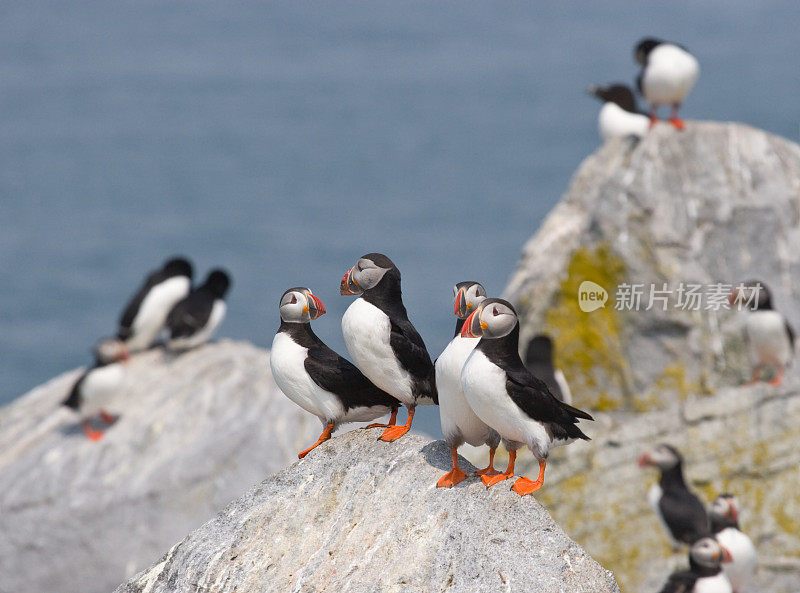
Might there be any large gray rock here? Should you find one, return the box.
[116,429,620,593]
[0,340,318,593]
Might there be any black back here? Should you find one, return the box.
[477,323,592,440]
[657,569,700,593]
[166,270,230,339]
[657,452,710,544]
[524,335,566,403]
[361,263,437,404]
[62,349,114,410]
[590,83,641,114]
[279,321,400,411]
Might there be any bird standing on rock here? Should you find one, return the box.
[634,37,699,130]
[587,83,650,141]
[658,537,733,593]
[435,281,501,488]
[166,269,231,351]
[460,299,593,496]
[709,494,757,593]
[340,253,437,442]
[271,287,400,459]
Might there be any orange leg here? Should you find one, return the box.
[512,460,546,496]
[99,410,116,425]
[475,447,501,477]
[379,405,415,442]
[365,406,398,429]
[298,422,335,459]
[82,419,106,441]
[747,364,763,385]
[437,447,468,488]
[482,449,516,488]
[669,104,685,130]
[768,366,785,386]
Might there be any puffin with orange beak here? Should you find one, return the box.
[271,287,401,458]
[340,253,437,442]
[709,494,757,593]
[459,298,593,495]
[658,537,734,593]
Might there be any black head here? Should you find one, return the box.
[453,281,487,319]
[709,493,740,530]
[203,269,231,298]
[638,443,682,471]
[162,257,193,279]
[93,337,130,366]
[461,298,518,339]
[587,83,638,113]
[525,334,554,366]
[340,252,399,295]
[279,287,326,323]
[634,37,664,65]
[689,537,732,573]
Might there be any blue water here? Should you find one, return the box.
[2,2,798,436]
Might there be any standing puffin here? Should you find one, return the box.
[460,299,593,496]
[730,280,794,385]
[63,338,130,440]
[340,253,437,442]
[709,494,757,593]
[435,281,501,488]
[117,257,193,352]
[165,269,231,351]
[524,334,572,405]
[634,37,699,129]
[587,83,650,141]
[658,537,733,593]
[639,444,710,548]
[270,287,401,459]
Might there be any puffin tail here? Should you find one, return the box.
[558,400,594,422]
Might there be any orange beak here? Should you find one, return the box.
[637,452,651,467]
[454,288,467,317]
[308,293,326,319]
[340,266,361,295]
[461,310,478,338]
[721,546,733,564]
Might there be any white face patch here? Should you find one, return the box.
[478,302,517,339]
[279,290,310,323]
[350,258,390,291]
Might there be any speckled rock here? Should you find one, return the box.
[0,340,318,593]
[116,430,620,593]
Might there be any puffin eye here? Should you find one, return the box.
[290,295,297,304]
[492,306,500,316]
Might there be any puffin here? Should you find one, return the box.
[634,37,699,129]
[658,537,733,593]
[435,281,501,488]
[63,337,130,440]
[340,253,437,442]
[524,334,573,405]
[639,444,710,548]
[117,257,193,352]
[165,269,231,351]
[459,298,594,496]
[270,287,401,459]
[587,83,650,141]
[709,494,757,593]
[729,280,794,385]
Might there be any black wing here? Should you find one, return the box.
[389,318,437,403]
[657,570,698,593]
[636,71,644,96]
[166,290,213,338]
[505,366,592,441]
[118,271,161,338]
[659,491,709,545]
[526,362,564,402]
[304,344,400,411]
[785,318,795,350]
[62,371,88,410]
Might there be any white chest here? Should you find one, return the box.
[128,276,191,350]
[694,573,732,593]
[716,527,757,591]
[642,44,699,104]
[598,102,650,140]
[80,363,125,415]
[746,310,792,365]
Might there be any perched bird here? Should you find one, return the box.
[460,299,593,496]
[524,334,572,405]
[165,269,231,351]
[639,444,709,547]
[658,536,733,593]
[117,257,193,352]
[709,494,757,593]
[587,83,650,140]
[435,281,501,488]
[270,287,401,459]
[729,280,794,385]
[340,253,437,442]
[63,338,130,440]
[634,37,699,130]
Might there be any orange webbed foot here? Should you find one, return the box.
[482,472,512,488]
[511,476,544,496]
[768,377,783,386]
[436,468,467,488]
[649,116,659,129]
[379,424,411,442]
[82,420,106,441]
[475,465,501,477]
[669,118,685,130]
[364,422,390,429]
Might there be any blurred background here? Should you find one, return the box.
[2,1,798,439]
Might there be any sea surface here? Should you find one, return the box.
[2,1,798,436]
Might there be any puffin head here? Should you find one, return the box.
[728,280,772,311]
[340,253,397,295]
[634,37,663,65]
[279,287,326,323]
[461,298,518,339]
[204,269,232,298]
[162,257,194,280]
[689,537,733,570]
[453,281,487,319]
[525,334,554,366]
[637,443,681,471]
[709,493,740,526]
[587,83,638,112]
[94,337,130,366]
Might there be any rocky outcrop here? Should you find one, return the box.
[117,429,620,593]
[0,340,318,593]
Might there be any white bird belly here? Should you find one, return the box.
[270,332,346,422]
[461,350,552,459]
[436,336,495,447]
[341,298,415,405]
[598,102,650,140]
[80,364,125,415]
[694,573,732,593]
[126,276,190,352]
[169,300,226,351]
[746,311,792,366]
[716,527,757,592]
[642,44,699,105]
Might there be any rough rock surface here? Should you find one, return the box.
[505,121,800,411]
[116,430,620,593]
[0,340,318,593]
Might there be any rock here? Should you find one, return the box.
[0,340,319,593]
[504,121,800,411]
[116,430,620,593]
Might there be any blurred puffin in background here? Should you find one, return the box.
[587,83,650,141]
[166,269,231,351]
[709,494,757,593]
